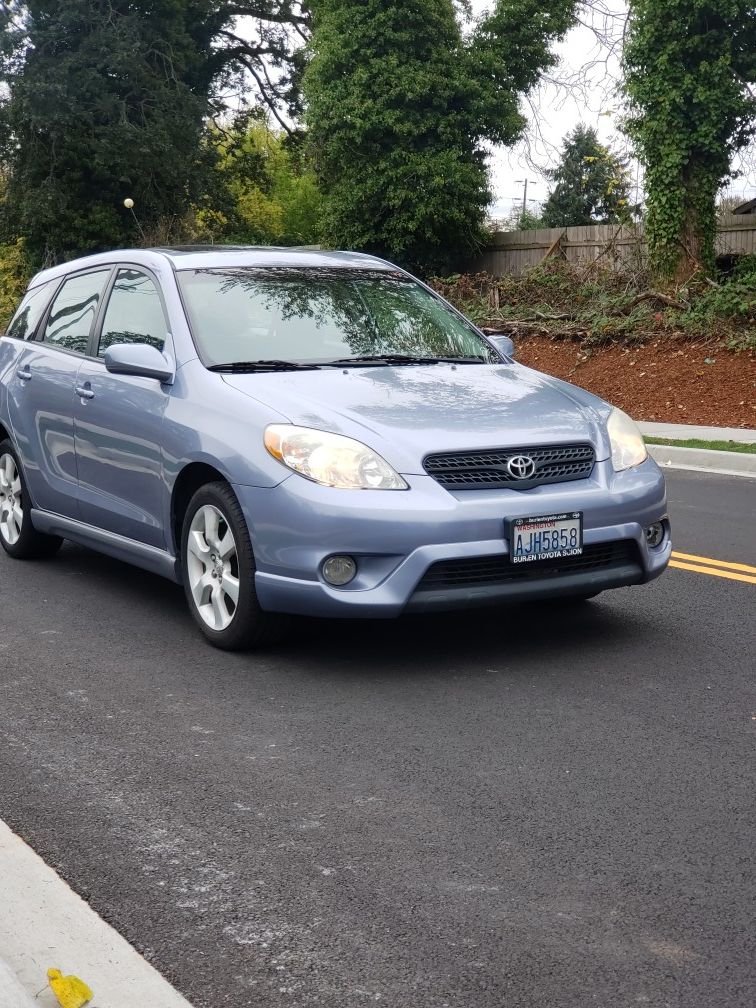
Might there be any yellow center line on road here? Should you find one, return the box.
[671,551,756,575]
[669,551,756,585]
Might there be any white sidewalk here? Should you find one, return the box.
[638,421,756,443]
[0,819,193,1008]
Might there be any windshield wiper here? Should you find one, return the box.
[323,354,488,367]
[207,359,321,373]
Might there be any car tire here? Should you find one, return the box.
[0,439,64,560]
[180,481,285,651]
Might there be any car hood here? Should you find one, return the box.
[222,362,612,473]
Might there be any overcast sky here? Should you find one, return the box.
[470,0,756,218]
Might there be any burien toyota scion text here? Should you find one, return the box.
[0,247,670,649]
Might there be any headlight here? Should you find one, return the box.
[607,407,647,471]
[264,424,408,490]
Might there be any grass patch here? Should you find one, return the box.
[645,436,756,454]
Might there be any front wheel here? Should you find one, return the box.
[0,439,63,559]
[180,482,284,650]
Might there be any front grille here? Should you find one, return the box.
[415,541,638,592]
[423,443,595,491]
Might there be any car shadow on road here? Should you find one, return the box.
[50,541,661,677]
[282,600,654,673]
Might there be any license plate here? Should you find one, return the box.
[509,512,583,564]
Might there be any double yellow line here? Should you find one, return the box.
[670,551,756,585]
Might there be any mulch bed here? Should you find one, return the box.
[514,336,756,429]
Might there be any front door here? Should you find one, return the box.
[74,268,172,548]
[7,268,112,519]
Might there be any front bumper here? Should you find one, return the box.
[233,457,670,618]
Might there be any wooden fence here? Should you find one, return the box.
[474,214,756,277]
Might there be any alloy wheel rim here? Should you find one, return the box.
[0,453,23,546]
[186,504,240,631]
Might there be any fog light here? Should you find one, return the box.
[322,555,357,586]
[645,522,665,548]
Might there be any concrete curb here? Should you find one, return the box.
[647,443,756,478]
[0,959,36,1008]
[637,421,756,477]
[0,819,193,1008]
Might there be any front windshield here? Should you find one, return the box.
[176,267,495,367]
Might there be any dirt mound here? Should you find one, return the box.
[515,335,755,428]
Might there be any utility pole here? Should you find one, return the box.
[515,179,539,216]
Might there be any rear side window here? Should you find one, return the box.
[98,269,168,356]
[42,270,111,354]
[5,280,57,341]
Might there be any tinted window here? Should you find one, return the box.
[43,270,110,354]
[177,268,493,367]
[5,280,57,341]
[98,269,168,356]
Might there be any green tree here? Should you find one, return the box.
[623,0,756,284]
[503,207,545,231]
[0,0,222,265]
[541,125,633,228]
[198,117,324,245]
[302,0,576,274]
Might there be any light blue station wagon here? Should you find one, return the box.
[0,247,670,648]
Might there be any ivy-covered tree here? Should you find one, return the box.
[623,0,756,284]
[0,1,225,265]
[303,0,576,274]
[541,124,633,228]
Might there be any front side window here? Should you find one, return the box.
[177,268,494,368]
[43,270,110,354]
[4,280,57,341]
[98,269,168,357]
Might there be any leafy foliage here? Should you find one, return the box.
[303,0,576,274]
[0,237,32,330]
[431,257,756,348]
[497,207,545,232]
[541,125,634,228]
[623,0,756,284]
[196,117,324,246]
[679,259,756,349]
[0,0,224,266]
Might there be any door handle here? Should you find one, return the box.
[75,384,95,401]
[16,367,32,382]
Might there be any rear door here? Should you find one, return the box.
[73,267,172,547]
[7,268,112,518]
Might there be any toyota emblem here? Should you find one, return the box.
[506,455,536,480]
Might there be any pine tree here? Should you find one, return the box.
[541,125,633,228]
[0,0,221,265]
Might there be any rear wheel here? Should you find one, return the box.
[180,482,284,650]
[0,439,63,559]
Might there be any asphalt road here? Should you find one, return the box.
[0,470,753,1008]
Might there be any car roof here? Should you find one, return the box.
[29,246,401,287]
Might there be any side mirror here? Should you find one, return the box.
[487,333,516,360]
[104,343,174,384]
